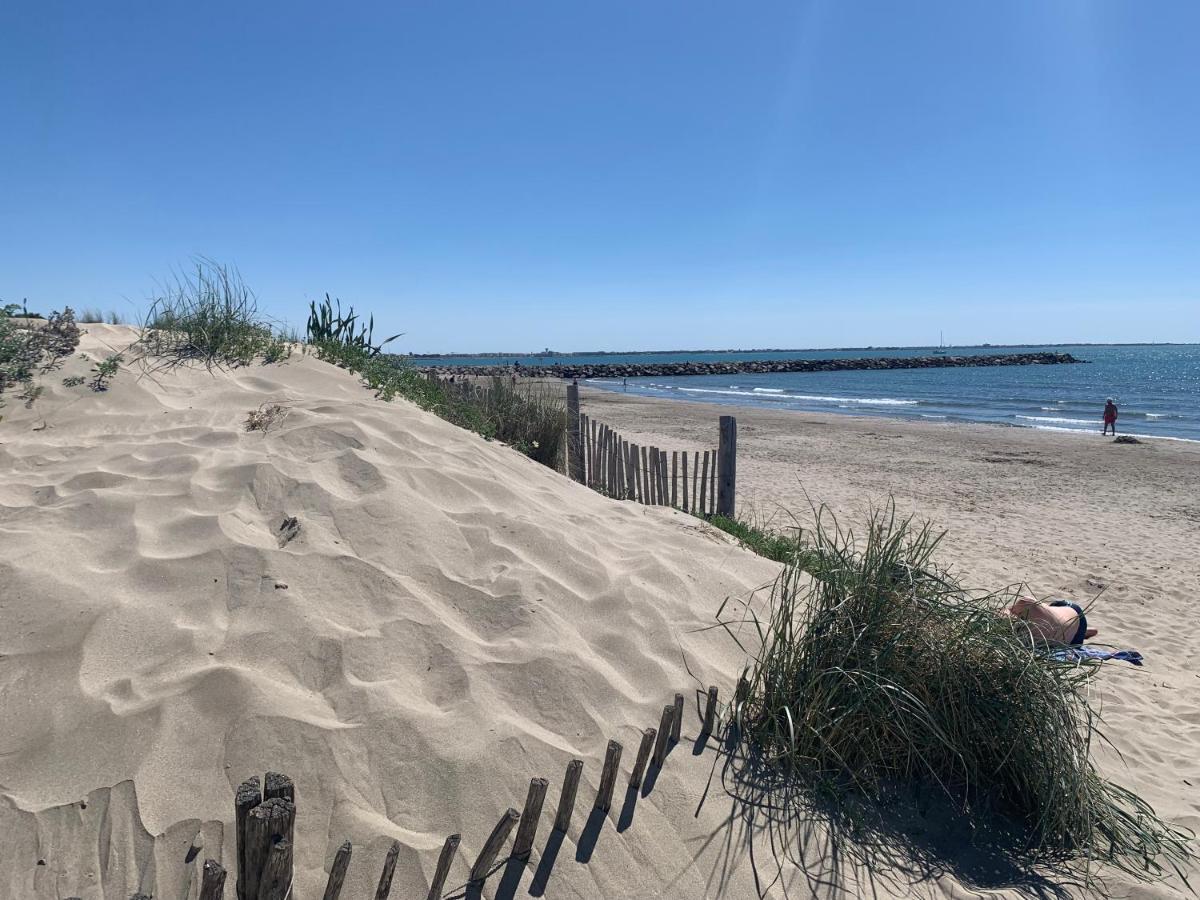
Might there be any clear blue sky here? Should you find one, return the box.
[2,2,1197,352]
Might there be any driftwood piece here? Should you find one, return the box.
[470,808,520,882]
[512,777,549,859]
[595,740,623,812]
[652,704,674,767]
[374,839,401,900]
[554,759,583,832]
[322,841,353,900]
[426,833,460,900]
[199,859,227,900]
[235,777,262,900]
[629,728,656,789]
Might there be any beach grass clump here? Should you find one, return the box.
[723,503,1192,882]
[139,260,291,366]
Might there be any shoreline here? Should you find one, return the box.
[581,380,1200,444]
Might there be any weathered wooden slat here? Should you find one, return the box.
[235,777,262,900]
[659,450,669,505]
[671,692,684,742]
[648,446,658,504]
[244,798,294,900]
[643,446,652,504]
[259,838,292,900]
[567,383,583,483]
[652,704,674,767]
[682,451,689,512]
[470,809,520,882]
[703,685,719,735]
[699,452,709,516]
[628,728,656,789]
[426,834,460,900]
[554,759,584,832]
[692,451,700,513]
[512,777,549,859]
[374,839,401,900]
[671,451,678,508]
[710,451,717,515]
[199,859,226,900]
[594,739,623,812]
[322,841,353,900]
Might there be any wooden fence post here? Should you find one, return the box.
[640,446,650,503]
[235,777,262,900]
[374,839,400,900]
[629,728,656,789]
[554,759,584,832]
[659,450,669,505]
[703,685,719,735]
[717,416,737,519]
[470,809,520,882]
[652,704,674,767]
[595,740,623,812]
[567,382,583,483]
[427,835,460,900]
[199,860,226,900]
[671,452,678,508]
[322,842,353,900]
[699,452,709,516]
[671,692,684,742]
[512,777,549,859]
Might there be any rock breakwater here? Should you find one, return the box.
[412,352,1083,380]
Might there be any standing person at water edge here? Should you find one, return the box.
[1102,398,1119,435]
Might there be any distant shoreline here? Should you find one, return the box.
[405,341,1196,359]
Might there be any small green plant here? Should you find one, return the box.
[1,307,81,403]
[306,294,401,357]
[62,376,85,387]
[90,353,124,391]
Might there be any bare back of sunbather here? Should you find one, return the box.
[1005,596,1099,646]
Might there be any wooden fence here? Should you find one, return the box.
[566,382,736,518]
[71,685,726,900]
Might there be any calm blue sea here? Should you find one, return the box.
[418,345,1200,442]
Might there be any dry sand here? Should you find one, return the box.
[582,386,1200,897]
[0,327,1196,899]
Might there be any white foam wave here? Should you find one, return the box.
[672,386,918,405]
[1016,415,1096,426]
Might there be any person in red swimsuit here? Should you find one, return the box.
[1102,398,1118,435]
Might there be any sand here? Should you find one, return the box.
[581,386,1200,896]
[0,327,1196,898]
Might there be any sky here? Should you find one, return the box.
[2,2,1198,352]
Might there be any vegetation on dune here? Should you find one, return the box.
[308,296,566,469]
[0,306,81,406]
[717,503,1193,885]
[138,259,293,367]
[79,308,130,325]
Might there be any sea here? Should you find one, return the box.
[415,345,1200,443]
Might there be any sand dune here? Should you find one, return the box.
[1,326,788,899]
[2,327,1196,898]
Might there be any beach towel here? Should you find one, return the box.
[1048,646,1143,666]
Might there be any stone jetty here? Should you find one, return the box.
[411,351,1082,380]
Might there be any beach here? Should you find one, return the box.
[581,385,1200,884]
[1,325,1197,899]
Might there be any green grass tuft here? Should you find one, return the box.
[138,260,291,367]
[718,502,1193,883]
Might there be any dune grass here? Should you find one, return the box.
[718,503,1192,884]
[79,308,130,325]
[138,260,292,366]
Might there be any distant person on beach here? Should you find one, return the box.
[1004,596,1097,646]
[1102,398,1119,435]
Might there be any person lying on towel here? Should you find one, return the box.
[1004,596,1097,646]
